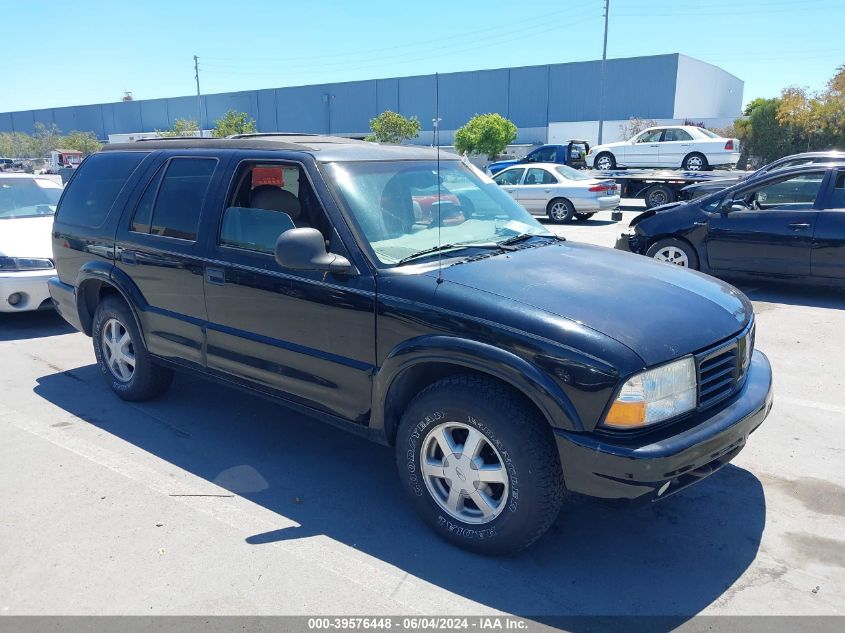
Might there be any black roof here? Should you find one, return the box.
[102,134,458,163]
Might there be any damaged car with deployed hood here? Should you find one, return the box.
[49,135,773,554]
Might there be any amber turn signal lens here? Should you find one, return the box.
[605,400,646,427]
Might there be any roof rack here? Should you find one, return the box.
[134,136,205,142]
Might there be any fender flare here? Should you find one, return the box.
[371,335,584,444]
[75,262,148,341]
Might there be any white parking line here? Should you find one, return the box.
[776,396,845,415]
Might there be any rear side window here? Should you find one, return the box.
[131,157,216,241]
[57,152,148,227]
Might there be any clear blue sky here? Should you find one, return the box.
[1,0,843,113]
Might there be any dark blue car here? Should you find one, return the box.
[486,141,590,175]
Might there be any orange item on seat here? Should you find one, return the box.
[252,167,285,188]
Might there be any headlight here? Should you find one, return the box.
[603,356,696,429]
[0,256,54,271]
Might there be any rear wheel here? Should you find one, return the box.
[395,374,565,555]
[643,184,675,209]
[682,152,708,171]
[92,296,173,401]
[594,152,616,171]
[547,198,575,223]
[645,238,699,270]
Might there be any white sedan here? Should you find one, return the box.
[0,174,63,312]
[586,126,740,171]
[492,163,620,223]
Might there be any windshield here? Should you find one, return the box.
[0,178,62,219]
[554,165,591,181]
[325,160,551,265]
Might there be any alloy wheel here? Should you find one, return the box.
[550,202,569,221]
[596,156,613,170]
[420,421,509,524]
[653,245,690,267]
[685,156,704,171]
[101,317,136,382]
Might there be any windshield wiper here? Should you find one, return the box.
[498,233,560,247]
[395,242,505,265]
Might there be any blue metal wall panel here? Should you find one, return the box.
[604,55,677,120]
[329,80,377,134]
[0,112,13,133]
[508,65,549,128]
[109,101,143,135]
[276,85,329,133]
[139,99,170,132]
[11,111,34,134]
[204,90,259,129]
[438,68,509,130]
[256,89,277,132]
[165,96,199,129]
[376,78,399,115]
[398,75,436,130]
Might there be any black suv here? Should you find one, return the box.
[49,135,773,554]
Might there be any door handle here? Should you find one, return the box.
[544,189,551,193]
[788,222,811,231]
[650,144,659,148]
[205,267,225,285]
[121,250,137,265]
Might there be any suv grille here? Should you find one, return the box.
[696,322,755,411]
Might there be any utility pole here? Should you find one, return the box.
[194,55,203,136]
[597,0,610,145]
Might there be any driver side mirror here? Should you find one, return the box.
[274,228,354,274]
[718,199,747,214]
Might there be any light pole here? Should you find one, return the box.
[194,55,203,136]
[597,0,610,145]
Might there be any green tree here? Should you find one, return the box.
[0,132,34,158]
[453,113,517,159]
[212,110,257,138]
[59,131,102,156]
[30,122,62,157]
[158,118,199,137]
[365,110,420,144]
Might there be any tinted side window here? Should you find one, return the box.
[493,168,524,186]
[665,129,693,142]
[827,171,845,208]
[130,164,166,233]
[57,152,148,227]
[148,158,216,241]
[525,168,556,185]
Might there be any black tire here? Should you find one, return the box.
[92,296,173,401]
[645,237,699,270]
[643,184,675,209]
[593,152,616,171]
[682,152,708,171]
[547,198,575,223]
[574,212,595,221]
[395,374,565,555]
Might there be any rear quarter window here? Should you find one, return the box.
[56,152,148,227]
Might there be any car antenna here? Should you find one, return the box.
[435,72,443,284]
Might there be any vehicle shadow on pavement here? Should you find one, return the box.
[738,282,845,310]
[34,366,766,623]
[0,310,75,341]
[538,219,620,227]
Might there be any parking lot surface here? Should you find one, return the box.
[1,206,843,619]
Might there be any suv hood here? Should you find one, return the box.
[0,216,54,259]
[430,241,751,366]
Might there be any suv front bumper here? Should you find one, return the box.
[554,350,773,501]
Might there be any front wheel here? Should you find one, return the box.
[395,375,565,555]
[645,238,699,269]
[547,198,575,223]
[92,296,174,401]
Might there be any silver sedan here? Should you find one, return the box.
[491,163,620,223]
